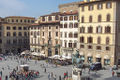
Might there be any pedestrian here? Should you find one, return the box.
[48,72,50,80]
[5,75,8,80]
[59,75,61,80]
[44,68,46,73]
[54,75,57,80]
[112,70,115,77]
[0,71,2,76]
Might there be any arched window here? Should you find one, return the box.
[18,32,22,36]
[74,33,78,38]
[106,37,110,45]
[55,15,59,20]
[64,23,67,28]
[107,14,110,22]
[80,36,84,43]
[69,16,73,20]
[81,16,84,23]
[96,26,102,33]
[89,16,92,22]
[13,32,16,36]
[87,37,93,43]
[69,33,73,38]
[98,15,102,22]
[105,26,111,33]
[7,32,11,36]
[31,31,33,35]
[97,37,101,44]
[88,26,93,33]
[69,23,73,28]
[80,27,85,33]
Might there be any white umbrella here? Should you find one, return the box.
[21,50,30,55]
[31,52,39,56]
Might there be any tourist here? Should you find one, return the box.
[112,70,115,77]
[54,75,57,80]
[5,75,8,80]
[48,72,50,80]
[59,75,61,80]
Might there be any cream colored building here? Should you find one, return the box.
[30,12,61,57]
[1,16,35,54]
[78,0,120,66]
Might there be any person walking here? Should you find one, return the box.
[44,68,46,73]
[54,75,57,80]
[59,75,61,80]
[112,70,115,77]
[48,72,50,80]
[5,75,8,80]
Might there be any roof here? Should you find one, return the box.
[60,11,78,16]
[5,16,35,19]
[59,1,84,8]
[31,23,40,26]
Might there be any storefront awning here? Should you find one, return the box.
[96,54,101,58]
[104,55,110,59]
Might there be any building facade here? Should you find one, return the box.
[78,0,120,66]
[60,11,79,56]
[30,13,61,57]
[1,16,35,54]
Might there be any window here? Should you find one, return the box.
[6,26,10,30]
[48,16,52,21]
[87,37,93,43]
[18,39,22,43]
[105,26,111,33]
[49,32,51,37]
[42,32,44,36]
[88,26,93,33]
[106,47,110,51]
[106,2,112,9]
[81,6,84,11]
[13,39,17,44]
[37,31,40,35]
[69,23,73,28]
[74,33,78,38]
[16,19,18,22]
[28,20,30,23]
[68,43,72,48]
[65,41,67,48]
[13,26,16,30]
[74,23,78,28]
[88,5,93,11]
[24,27,27,30]
[69,16,73,20]
[96,46,101,50]
[18,32,22,36]
[74,43,77,48]
[42,17,45,21]
[106,37,110,45]
[74,16,78,20]
[80,37,84,43]
[13,32,16,36]
[31,31,33,35]
[24,32,27,36]
[18,27,22,30]
[7,32,10,36]
[24,20,26,23]
[97,3,103,10]
[12,19,14,22]
[64,17,67,21]
[56,32,58,37]
[81,16,84,23]
[20,20,22,22]
[69,33,73,38]
[65,32,67,38]
[7,39,11,44]
[60,32,62,37]
[64,23,67,28]
[80,45,84,48]
[80,27,85,33]
[106,14,111,22]
[56,26,58,29]
[60,24,63,28]
[88,45,92,49]
[89,16,92,22]
[96,26,102,33]
[60,17,63,21]
[97,37,101,44]
[43,26,44,29]
[49,26,51,29]
[98,15,102,22]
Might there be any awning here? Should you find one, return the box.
[96,54,101,58]
[87,53,92,57]
[104,55,110,59]
[79,52,84,56]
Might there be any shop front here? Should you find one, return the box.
[96,54,101,62]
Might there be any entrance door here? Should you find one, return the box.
[55,48,58,55]
[96,58,101,62]
[48,48,52,56]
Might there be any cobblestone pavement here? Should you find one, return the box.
[0,56,120,80]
